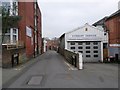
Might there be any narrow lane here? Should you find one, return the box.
[8,50,73,88]
[6,50,118,88]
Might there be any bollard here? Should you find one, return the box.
[78,53,83,70]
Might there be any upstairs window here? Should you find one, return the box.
[70,42,75,45]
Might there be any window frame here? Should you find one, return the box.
[86,51,90,53]
[71,47,75,49]
[94,55,99,57]
[70,42,75,45]
[78,46,83,49]
[93,42,98,45]
[86,46,90,49]
[93,46,98,49]
[3,28,18,44]
[86,42,90,45]
[86,55,91,57]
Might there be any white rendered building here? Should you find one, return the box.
[59,23,108,62]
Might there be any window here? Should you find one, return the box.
[3,35,10,43]
[13,35,17,43]
[71,47,75,49]
[86,55,91,57]
[94,55,98,57]
[13,29,17,34]
[86,51,90,53]
[93,42,98,45]
[12,2,18,16]
[93,46,98,49]
[94,51,98,53]
[3,28,18,44]
[70,42,75,45]
[86,42,90,45]
[104,33,107,35]
[86,46,90,49]
[78,51,83,53]
[78,47,83,49]
[78,42,82,45]
[85,28,88,31]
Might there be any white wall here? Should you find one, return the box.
[43,40,47,52]
[65,24,105,42]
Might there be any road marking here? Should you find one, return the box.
[64,61,78,70]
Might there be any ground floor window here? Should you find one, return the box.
[3,28,18,44]
[94,55,99,57]
[86,55,91,57]
[71,47,75,49]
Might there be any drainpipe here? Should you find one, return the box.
[34,0,40,57]
[36,1,39,55]
[34,0,37,57]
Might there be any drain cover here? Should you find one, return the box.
[27,76,43,85]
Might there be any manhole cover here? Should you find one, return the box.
[27,76,43,85]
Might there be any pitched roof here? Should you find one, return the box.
[106,9,120,20]
[92,17,108,26]
[65,23,104,35]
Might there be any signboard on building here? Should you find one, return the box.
[26,26,32,37]
[68,34,101,40]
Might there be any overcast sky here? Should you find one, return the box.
[38,0,119,39]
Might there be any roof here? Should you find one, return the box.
[93,17,108,26]
[106,9,120,20]
[59,33,65,39]
[65,23,104,35]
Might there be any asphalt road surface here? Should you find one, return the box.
[4,50,118,88]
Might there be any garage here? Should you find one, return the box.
[67,41,101,62]
[59,23,108,62]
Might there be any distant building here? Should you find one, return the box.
[42,38,48,53]
[2,0,42,68]
[59,23,107,62]
[105,10,120,61]
[46,38,59,51]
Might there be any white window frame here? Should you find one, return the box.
[3,28,18,44]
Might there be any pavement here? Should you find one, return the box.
[2,54,44,87]
[2,50,118,88]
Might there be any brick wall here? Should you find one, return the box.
[2,46,26,68]
[18,2,42,58]
[2,2,42,68]
[105,16,120,45]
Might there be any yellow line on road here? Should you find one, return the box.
[64,60,78,70]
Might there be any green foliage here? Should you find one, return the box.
[2,4,21,43]
[2,15,21,33]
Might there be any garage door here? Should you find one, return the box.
[67,41,101,62]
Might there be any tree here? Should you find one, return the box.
[2,3,21,44]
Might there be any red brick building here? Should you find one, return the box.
[46,38,59,51]
[18,1,42,58]
[105,10,120,61]
[2,1,42,68]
